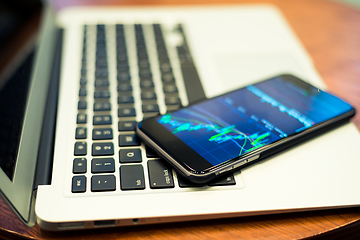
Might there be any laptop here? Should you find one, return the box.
[1,0,360,231]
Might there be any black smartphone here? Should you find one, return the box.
[136,74,356,184]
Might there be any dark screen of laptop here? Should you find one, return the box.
[0,0,41,180]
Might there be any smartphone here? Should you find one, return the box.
[136,74,356,184]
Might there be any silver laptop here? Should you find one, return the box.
[1,0,360,231]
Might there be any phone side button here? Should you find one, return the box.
[233,154,260,169]
[247,154,260,163]
[218,166,233,175]
[233,161,247,169]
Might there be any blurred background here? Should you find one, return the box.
[46,0,360,11]
[335,0,360,8]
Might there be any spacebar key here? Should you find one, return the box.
[120,165,145,190]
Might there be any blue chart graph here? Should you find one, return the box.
[159,114,271,156]
[158,81,316,166]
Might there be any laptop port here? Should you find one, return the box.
[58,222,86,229]
[133,218,139,224]
[94,220,116,227]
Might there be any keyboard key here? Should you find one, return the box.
[94,91,110,99]
[119,134,140,146]
[118,96,134,104]
[92,142,114,156]
[117,55,129,64]
[117,40,126,47]
[117,62,129,71]
[92,158,115,173]
[139,69,152,78]
[74,142,87,156]
[94,79,109,87]
[77,113,87,124]
[117,84,132,92]
[166,105,181,112]
[117,50,127,58]
[158,53,169,61]
[142,104,159,113]
[78,100,87,110]
[95,59,107,66]
[92,128,113,140]
[118,108,136,117]
[80,77,87,85]
[117,48,128,58]
[159,63,172,73]
[91,175,116,192]
[119,149,142,163]
[96,46,106,54]
[118,120,137,131]
[138,59,150,68]
[137,51,148,60]
[79,88,87,97]
[94,102,111,111]
[163,85,178,94]
[117,73,131,82]
[80,65,86,72]
[162,73,175,83]
[75,127,87,139]
[177,46,193,65]
[165,97,181,105]
[120,165,145,190]
[208,174,236,186]
[180,65,206,103]
[93,115,112,125]
[73,158,87,174]
[141,92,157,100]
[117,62,129,69]
[139,78,153,87]
[145,146,158,158]
[72,175,86,193]
[95,69,108,77]
[157,49,168,59]
[118,68,129,77]
[148,160,174,189]
[178,176,204,188]
[139,80,154,89]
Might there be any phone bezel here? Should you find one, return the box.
[136,74,356,183]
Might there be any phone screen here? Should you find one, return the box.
[156,75,354,167]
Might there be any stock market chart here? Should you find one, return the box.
[157,76,343,166]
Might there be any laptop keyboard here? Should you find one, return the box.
[72,23,237,193]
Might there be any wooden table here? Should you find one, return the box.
[2,0,360,239]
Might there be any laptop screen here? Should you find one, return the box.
[0,0,59,226]
[0,0,42,180]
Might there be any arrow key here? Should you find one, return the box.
[91,175,116,192]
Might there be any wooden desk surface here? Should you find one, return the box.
[2,0,360,239]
